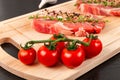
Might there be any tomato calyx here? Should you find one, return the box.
[44,42,56,50]
[20,43,33,50]
[86,34,98,40]
[53,33,66,39]
[67,40,78,50]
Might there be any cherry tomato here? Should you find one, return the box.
[37,45,59,67]
[82,37,102,58]
[18,48,36,65]
[61,46,85,68]
[50,36,66,53]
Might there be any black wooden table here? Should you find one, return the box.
[0,0,120,80]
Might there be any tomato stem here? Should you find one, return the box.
[21,34,95,50]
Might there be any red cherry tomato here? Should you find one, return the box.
[82,37,102,58]
[18,48,36,65]
[61,46,85,68]
[37,45,59,67]
[50,36,66,53]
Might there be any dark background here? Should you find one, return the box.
[0,0,120,80]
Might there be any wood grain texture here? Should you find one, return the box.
[0,0,120,80]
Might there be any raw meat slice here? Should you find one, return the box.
[32,9,106,37]
[76,0,120,16]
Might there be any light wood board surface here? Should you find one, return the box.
[0,0,120,80]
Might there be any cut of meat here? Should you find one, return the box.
[33,19,105,37]
[76,0,120,16]
[33,19,56,33]
[32,9,106,37]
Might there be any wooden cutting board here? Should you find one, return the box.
[0,0,120,80]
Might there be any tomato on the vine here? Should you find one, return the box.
[18,33,102,69]
[37,45,60,67]
[82,37,102,58]
[61,46,85,68]
[18,48,36,65]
